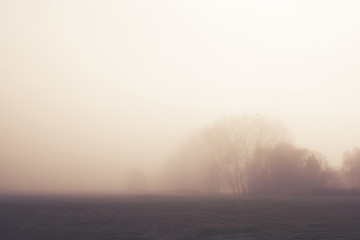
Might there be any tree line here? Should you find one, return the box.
[164,114,358,194]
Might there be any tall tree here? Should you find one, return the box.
[166,114,290,194]
[215,115,290,193]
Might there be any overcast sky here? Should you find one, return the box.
[1,0,360,193]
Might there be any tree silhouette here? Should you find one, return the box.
[342,147,360,188]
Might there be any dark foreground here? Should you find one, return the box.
[1,195,360,240]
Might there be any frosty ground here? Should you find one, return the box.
[1,194,360,240]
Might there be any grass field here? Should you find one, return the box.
[1,194,360,239]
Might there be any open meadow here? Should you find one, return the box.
[1,194,360,240]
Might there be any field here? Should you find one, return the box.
[1,194,360,240]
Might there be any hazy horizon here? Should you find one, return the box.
[1,0,360,194]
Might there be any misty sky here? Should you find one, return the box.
[1,0,360,193]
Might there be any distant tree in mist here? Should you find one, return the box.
[252,143,329,193]
[212,115,290,194]
[165,114,333,194]
[166,114,293,194]
[342,147,360,188]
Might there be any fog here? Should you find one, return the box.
[1,0,360,194]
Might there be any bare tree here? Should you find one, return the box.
[165,114,335,194]
[252,143,330,193]
[264,142,305,193]
[166,114,290,194]
[342,147,360,188]
[216,115,290,193]
[303,152,328,190]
